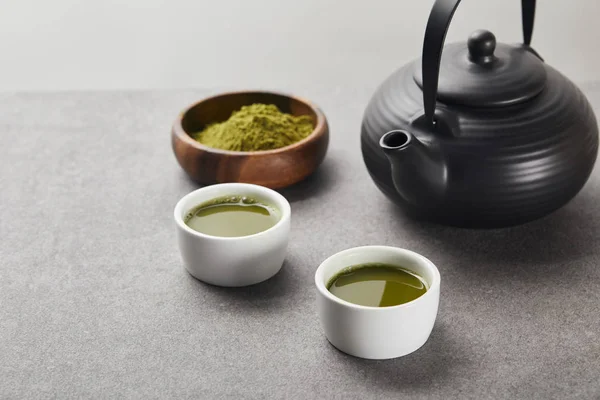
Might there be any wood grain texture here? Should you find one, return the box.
[171,91,329,189]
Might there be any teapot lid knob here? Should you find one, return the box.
[468,29,496,64]
[415,0,546,113]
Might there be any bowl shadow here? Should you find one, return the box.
[278,157,336,203]
[176,156,335,203]
[328,323,469,391]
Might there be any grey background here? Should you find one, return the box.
[0,0,599,91]
[1,84,599,398]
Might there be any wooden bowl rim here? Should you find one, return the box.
[172,90,328,156]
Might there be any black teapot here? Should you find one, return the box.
[361,0,599,228]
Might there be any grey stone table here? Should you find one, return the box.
[1,85,599,399]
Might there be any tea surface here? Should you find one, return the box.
[327,263,427,307]
[184,196,279,237]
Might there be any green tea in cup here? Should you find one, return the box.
[327,263,427,307]
[184,195,279,237]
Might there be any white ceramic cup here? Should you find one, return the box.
[174,183,291,287]
[315,246,440,360]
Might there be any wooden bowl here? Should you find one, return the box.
[171,91,329,189]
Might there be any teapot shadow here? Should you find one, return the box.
[184,260,299,313]
[391,190,598,279]
[329,323,468,391]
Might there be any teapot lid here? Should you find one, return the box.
[413,30,547,108]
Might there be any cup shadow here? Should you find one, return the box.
[389,189,599,281]
[184,260,300,312]
[328,323,469,391]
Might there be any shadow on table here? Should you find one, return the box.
[390,190,599,281]
[278,158,337,203]
[329,323,468,391]
[184,259,300,313]
[175,156,336,203]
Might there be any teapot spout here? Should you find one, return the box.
[380,130,447,207]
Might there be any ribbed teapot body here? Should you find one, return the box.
[361,62,599,228]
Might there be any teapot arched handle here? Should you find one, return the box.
[422,0,537,129]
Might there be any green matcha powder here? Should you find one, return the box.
[192,103,314,152]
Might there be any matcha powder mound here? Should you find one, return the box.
[192,103,314,152]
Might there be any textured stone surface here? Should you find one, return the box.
[1,86,599,399]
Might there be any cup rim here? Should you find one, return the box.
[173,183,291,241]
[314,245,440,311]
